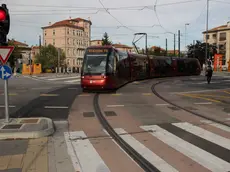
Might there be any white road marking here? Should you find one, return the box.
[32,76,56,79]
[64,131,110,172]
[114,128,178,172]
[200,120,230,133]
[31,87,50,90]
[225,118,230,121]
[107,105,124,108]
[155,104,169,106]
[48,76,80,81]
[191,81,220,84]
[194,102,212,105]
[173,122,230,150]
[141,125,230,171]
[44,106,68,109]
[64,132,82,172]
[65,79,81,83]
[0,105,16,108]
[170,89,226,94]
[68,88,79,90]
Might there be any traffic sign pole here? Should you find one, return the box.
[4,79,9,122]
[0,65,12,123]
[0,3,12,123]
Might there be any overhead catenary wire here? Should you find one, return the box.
[98,0,135,32]
[7,0,204,9]
[210,0,230,4]
[9,0,227,49]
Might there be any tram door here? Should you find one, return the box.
[177,59,185,75]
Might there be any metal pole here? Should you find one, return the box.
[4,79,9,123]
[166,38,168,56]
[178,30,181,57]
[185,23,189,52]
[58,48,60,73]
[205,0,209,63]
[185,25,186,50]
[174,34,176,56]
[145,34,148,55]
[193,40,195,58]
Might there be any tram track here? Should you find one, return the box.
[89,76,230,172]
[93,94,161,172]
[151,80,230,128]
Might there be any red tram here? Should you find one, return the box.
[81,46,201,90]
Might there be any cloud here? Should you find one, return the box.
[4,0,230,49]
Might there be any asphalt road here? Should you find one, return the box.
[2,74,230,172]
[154,74,230,124]
[0,76,81,120]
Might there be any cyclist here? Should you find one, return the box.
[205,61,213,84]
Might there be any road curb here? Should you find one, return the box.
[0,117,55,140]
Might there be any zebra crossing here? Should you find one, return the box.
[64,121,230,172]
[27,74,81,84]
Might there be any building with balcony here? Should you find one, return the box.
[42,17,92,69]
[202,21,230,66]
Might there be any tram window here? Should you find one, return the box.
[178,60,185,72]
[118,51,128,61]
[165,58,172,66]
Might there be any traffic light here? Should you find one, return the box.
[0,4,10,45]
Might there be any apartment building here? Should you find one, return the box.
[9,39,31,64]
[202,21,230,66]
[42,17,92,69]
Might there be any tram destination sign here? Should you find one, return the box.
[87,48,109,53]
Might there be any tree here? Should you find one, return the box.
[187,40,217,67]
[7,40,22,68]
[35,44,66,71]
[102,32,112,45]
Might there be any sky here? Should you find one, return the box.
[3,0,230,50]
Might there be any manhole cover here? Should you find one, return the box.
[104,111,117,116]
[168,106,181,111]
[20,119,39,124]
[2,124,22,129]
[184,106,197,111]
[83,112,95,117]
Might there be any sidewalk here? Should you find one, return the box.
[0,117,55,172]
[0,121,75,172]
[0,137,49,172]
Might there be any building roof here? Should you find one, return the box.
[151,46,165,51]
[91,40,102,42]
[8,39,28,47]
[202,23,230,33]
[113,43,132,49]
[31,46,40,49]
[42,17,92,30]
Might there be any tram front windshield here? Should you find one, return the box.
[82,48,110,75]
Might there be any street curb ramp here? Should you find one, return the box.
[0,117,55,140]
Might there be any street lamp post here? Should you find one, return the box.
[185,23,190,51]
[205,0,209,63]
